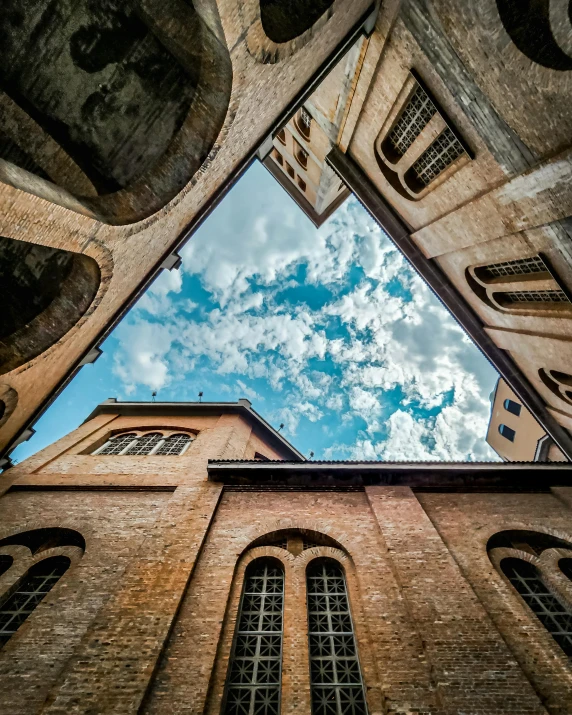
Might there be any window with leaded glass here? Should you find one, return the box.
[124,432,162,455]
[96,433,137,455]
[406,126,465,190]
[0,556,70,648]
[307,559,367,715]
[501,558,572,658]
[497,289,570,306]
[476,256,549,281]
[384,83,436,161]
[155,433,192,456]
[223,558,284,715]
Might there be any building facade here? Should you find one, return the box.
[0,400,572,714]
[2,0,572,464]
[487,378,567,462]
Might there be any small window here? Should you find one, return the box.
[286,164,295,180]
[476,256,549,282]
[503,399,522,417]
[272,149,283,166]
[297,177,307,192]
[294,141,308,169]
[276,129,286,146]
[404,126,465,191]
[253,452,270,462]
[124,432,163,455]
[96,433,137,455]
[296,107,312,140]
[0,556,70,648]
[155,433,193,456]
[495,289,569,307]
[383,83,436,161]
[499,424,516,442]
[0,555,13,577]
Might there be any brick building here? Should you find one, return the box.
[2,0,572,466]
[0,399,572,714]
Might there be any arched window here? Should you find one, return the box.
[223,558,284,715]
[500,558,572,657]
[0,555,13,577]
[559,558,572,580]
[276,129,287,146]
[0,556,70,648]
[95,433,138,455]
[306,559,367,715]
[294,141,308,169]
[155,433,193,456]
[474,256,549,281]
[503,399,522,417]
[499,424,516,442]
[404,127,465,192]
[296,107,312,140]
[124,432,162,455]
[382,83,436,162]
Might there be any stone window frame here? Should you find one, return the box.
[489,531,572,664]
[206,529,380,715]
[0,528,85,651]
[465,252,572,318]
[374,70,472,202]
[91,429,196,456]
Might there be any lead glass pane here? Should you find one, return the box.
[386,84,436,158]
[0,556,70,648]
[97,433,137,455]
[501,290,569,305]
[223,559,284,715]
[307,559,367,715]
[155,433,192,456]
[124,432,162,455]
[479,256,548,280]
[502,558,572,658]
[409,126,465,187]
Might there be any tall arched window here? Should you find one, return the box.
[155,433,193,456]
[503,399,522,417]
[223,558,284,715]
[499,424,516,442]
[0,556,70,648]
[306,559,367,715]
[501,558,572,657]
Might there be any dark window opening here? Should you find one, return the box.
[260,0,335,44]
[223,558,284,715]
[297,177,307,192]
[499,424,516,442]
[276,129,287,146]
[0,555,13,578]
[296,107,312,140]
[0,556,70,648]
[503,399,522,417]
[501,558,572,658]
[488,530,572,557]
[307,558,367,715]
[0,527,85,555]
[382,83,436,163]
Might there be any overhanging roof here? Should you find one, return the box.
[208,459,572,491]
[83,399,304,461]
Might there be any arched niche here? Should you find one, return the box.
[0,236,100,375]
[0,0,232,225]
[0,527,86,554]
[0,384,18,429]
[260,0,335,43]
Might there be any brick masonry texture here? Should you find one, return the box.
[0,409,571,713]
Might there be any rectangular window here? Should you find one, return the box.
[385,83,437,159]
[407,126,464,188]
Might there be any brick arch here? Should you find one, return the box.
[0,235,113,377]
[239,517,353,556]
[0,0,233,225]
[241,0,340,64]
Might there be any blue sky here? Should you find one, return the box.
[12,161,499,463]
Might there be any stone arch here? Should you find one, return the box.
[0,236,101,375]
[0,0,232,225]
[243,0,337,64]
[0,385,18,429]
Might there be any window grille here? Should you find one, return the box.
[499,424,516,442]
[502,558,572,658]
[303,539,320,550]
[409,126,464,187]
[307,559,367,715]
[478,256,548,280]
[300,107,312,132]
[386,83,436,158]
[97,433,137,455]
[501,290,569,305]
[503,399,522,417]
[0,556,70,648]
[124,432,162,455]
[155,433,192,456]
[223,559,284,715]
